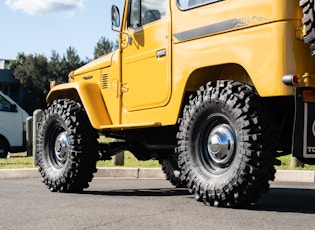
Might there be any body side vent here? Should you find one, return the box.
[102,73,109,89]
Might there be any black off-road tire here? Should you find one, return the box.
[160,155,186,188]
[37,99,99,192]
[300,0,315,57]
[176,81,276,208]
[0,138,9,158]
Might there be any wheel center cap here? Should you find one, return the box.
[207,124,235,164]
[54,132,69,160]
[209,135,221,153]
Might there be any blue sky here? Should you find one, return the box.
[0,0,124,60]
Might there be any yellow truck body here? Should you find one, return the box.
[37,0,315,207]
[48,0,315,129]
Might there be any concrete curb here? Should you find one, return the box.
[274,170,315,183]
[94,167,165,179]
[0,167,166,180]
[0,168,41,179]
[0,168,314,182]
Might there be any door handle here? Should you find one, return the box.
[156,49,166,58]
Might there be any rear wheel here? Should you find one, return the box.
[177,81,276,207]
[37,99,99,192]
[160,154,186,188]
[300,0,315,57]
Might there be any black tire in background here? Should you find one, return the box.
[37,99,99,192]
[0,138,9,158]
[176,81,276,208]
[300,0,315,57]
[160,154,186,188]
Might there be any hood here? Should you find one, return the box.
[73,51,117,76]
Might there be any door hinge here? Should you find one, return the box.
[121,84,129,93]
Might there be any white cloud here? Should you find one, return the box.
[5,0,85,16]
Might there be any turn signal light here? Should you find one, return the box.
[282,74,300,86]
[50,81,64,90]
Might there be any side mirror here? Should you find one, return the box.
[111,5,120,29]
[111,5,132,46]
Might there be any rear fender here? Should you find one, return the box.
[47,81,112,129]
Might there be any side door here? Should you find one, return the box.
[0,94,23,147]
[121,0,171,112]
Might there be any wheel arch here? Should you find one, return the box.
[184,63,253,92]
[177,63,254,120]
[47,81,112,129]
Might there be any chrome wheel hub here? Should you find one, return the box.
[207,124,235,166]
[54,131,69,163]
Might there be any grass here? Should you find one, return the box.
[0,151,161,169]
[96,152,161,168]
[1,152,315,170]
[0,155,35,169]
[276,155,315,170]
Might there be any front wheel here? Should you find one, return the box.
[0,138,9,158]
[177,81,276,207]
[37,99,99,192]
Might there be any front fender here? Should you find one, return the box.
[47,81,112,129]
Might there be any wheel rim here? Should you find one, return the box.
[199,114,236,174]
[48,125,69,169]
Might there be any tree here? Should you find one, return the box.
[9,48,87,114]
[49,47,87,83]
[63,46,85,71]
[53,46,86,82]
[9,53,50,113]
[9,38,116,114]
[48,50,63,82]
[93,37,115,59]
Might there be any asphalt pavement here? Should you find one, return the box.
[1,179,315,229]
[0,167,314,183]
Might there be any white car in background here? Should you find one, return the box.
[0,91,28,158]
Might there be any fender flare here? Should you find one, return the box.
[46,81,112,129]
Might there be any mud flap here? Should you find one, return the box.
[292,87,315,159]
